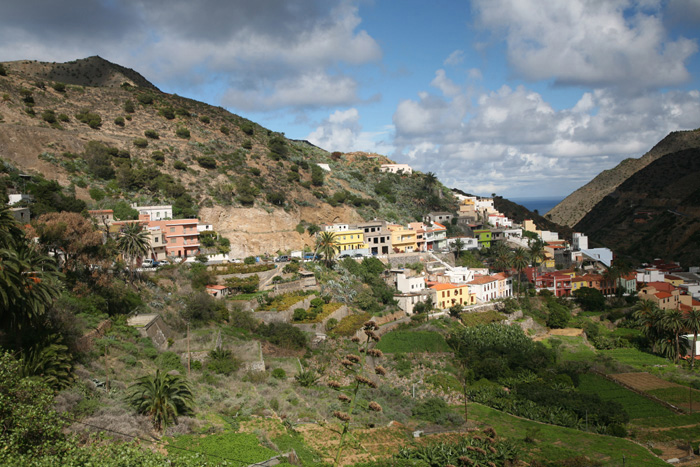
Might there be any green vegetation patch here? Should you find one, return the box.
[599,348,669,369]
[166,431,276,466]
[578,373,673,419]
[376,331,450,354]
[331,312,371,337]
[460,309,505,327]
[646,386,700,412]
[258,293,315,312]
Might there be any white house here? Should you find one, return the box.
[540,230,560,242]
[323,223,350,232]
[395,272,426,294]
[132,204,173,221]
[581,248,613,268]
[445,267,475,284]
[488,214,513,228]
[572,233,589,251]
[380,164,413,174]
[446,237,479,251]
[475,198,496,214]
[8,193,33,206]
[637,268,665,284]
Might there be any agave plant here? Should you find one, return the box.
[20,334,73,390]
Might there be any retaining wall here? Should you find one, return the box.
[77,319,112,352]
[294,305,350,333]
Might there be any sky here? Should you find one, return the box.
[2,0,700,199]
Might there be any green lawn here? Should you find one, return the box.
[577,373,674,419]
[467,403,667,466]
[376,330,451,354]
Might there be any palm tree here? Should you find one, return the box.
[423,172,440,198]
[127,369,194,432]
[315,231,340,268]
[684,309,700,370]
[117,223,150,282]
[528,237,546,276]
[663,309,686,363]
[452,238,465,260]
[510,247,529,296]
[634,300,665,354]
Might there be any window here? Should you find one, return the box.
[170,227,175,232]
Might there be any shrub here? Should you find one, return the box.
[0,64,6,76]
[124,100,135,113]
[199,115,210,124]
[89,187,105,201]
[159,107,175,119]
[271,368,286,379]
[151,151,165,163]
[175,108,190,118]
[207,348,240,375]
[144,129,159,139]
[156,352,185,373]
[173,160,187,170]
[176,127,191,139]
[20,88,34,104]
[311,164,324,186]
[133,138,148,148]
[242,139,252,150]
[266,191,285,206]
[250,167,261,176]
[75,109,102,129]
[52,82,66,92]
[41,110,57,124]
[137,93,154,105]
[196,156,216,169]
[240,121,254,135]
[413,397,450,423]
[114,116,125,126]
[220,125,230,135]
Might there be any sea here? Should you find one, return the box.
[510,197,565,216]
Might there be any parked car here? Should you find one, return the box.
[339,254,350,259]
[353,253,364,258]
[141,259,155,268]
[275,255,289,262]
[158,259,170,266]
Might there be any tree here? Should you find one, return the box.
[19,334,73,389]
[449,304,463,318]
[127,369,194,432]
[634,300,665,354]
[685,309,700,370]
[573,287,606,311]
[315,231,340,267]
[452,238,465,259]
[663,308,686,363]
[311,164,325,186]
[117,223,150,282]
[510,247,529,296]
[528,237,546,276]
[34,211,103,272]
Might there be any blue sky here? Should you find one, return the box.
[2,0,700,199]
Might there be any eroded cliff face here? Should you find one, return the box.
[199,204,365,257]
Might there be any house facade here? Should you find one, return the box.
[147,218,200,258]
[430,283,473,309]
[356,220,392,255]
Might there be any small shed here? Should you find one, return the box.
[206,284,230,299]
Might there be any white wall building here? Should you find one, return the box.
[395,273,426,294]
[572,233,588,251]
[324,223,349,232]
[380,164,413,174]
[446,237,479,250]
[637,268,665,284]
[445,267,475,284]
[133,204,173,221]
[581,248,613,268]
[540,230,560,242]
[475,198,496,214]
[8,193,33,206]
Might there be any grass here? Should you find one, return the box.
[646,386,700,413]
[376,330,451,354]
[466,403,668,466]
[577,373,674,419]
[166,431,277,466]
[542,335,596,362]
[599,348,669,369]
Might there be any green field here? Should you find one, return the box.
[599,348,669,368]
[166,431,277,466]
[466,403,667,466]
[376,330,451,353]
[577,373,674,419]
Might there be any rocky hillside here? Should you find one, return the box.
[575,147,700,266]
[0,57,459,256]
[548,129,700,227]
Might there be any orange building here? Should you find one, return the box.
[429,283,474,309]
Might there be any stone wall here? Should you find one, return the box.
[273,277,318,295]
[294,305,350,333]
[142,315,175,350]
[77,319,112,352]
[255,296,316,324]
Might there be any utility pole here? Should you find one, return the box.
[104,342,110,391]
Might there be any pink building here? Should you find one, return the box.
[146,217,200,259]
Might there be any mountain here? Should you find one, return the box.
[0,57,460,256]
[575,146,700,266]
[548,129,700,227]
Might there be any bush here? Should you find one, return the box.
[176,127,191,139]
[41,110,57,124]
[173,160,187,170]
[266,191,285,206]
[196,156,217,169]
[242,139,253,150]
[0,64,6,76]
[413,397,450,423]
[311,164,324,186]
[220,125,230,135]
[159,107,175,119]
[137,93,154,105]
[151,151,165,163]
[144,129,159,139]
[124,100,135,113]
[271,368,286,379]
[207,349,240,375]
[114,116,125,127]
[75,109,102,129]
[52,82,66,92]
[156,352,185,373]
[57,113,70,122]
[133,138,148,148]
[199,115,210,124]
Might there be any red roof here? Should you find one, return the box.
[468,276,497,285]
[655,292,672,299]
[647,281,675,292]
[206,285,227,290]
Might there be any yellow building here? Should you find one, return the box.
[388,224,417,253]
[429,283,474,309]
[334,229,366,252]
[523,219,538,233]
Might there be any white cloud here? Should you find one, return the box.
[307,108,394,154]
[0,0,381,111]
[392,69,700,197]
[444,50,465,66]
[472,0,698,91]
